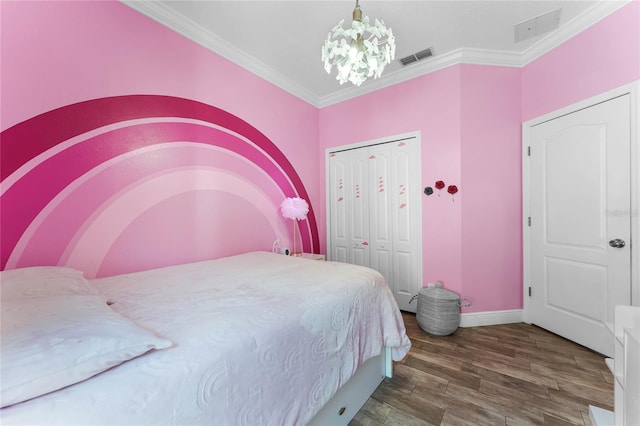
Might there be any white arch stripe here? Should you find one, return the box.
[64,168,288,277]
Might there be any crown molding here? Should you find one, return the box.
[122,0,632,109]
[458,48,523,67]
[120,1,319,106]
[317,47,524,107]
[318,1,631,107]
[520,0,631,65]
[318,48,466,107]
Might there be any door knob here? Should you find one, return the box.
[609,239,626,248]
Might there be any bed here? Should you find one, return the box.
[0,251,411,425]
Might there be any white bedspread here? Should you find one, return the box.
[1,252,410,425]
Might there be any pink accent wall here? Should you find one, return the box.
[0,1,318,188]
[460,65,522,312]
[1,1,320,276]
[522,1,640,121]
[320,1,638,314]
[2,0,638,312]
[1,99,319,276]
[318,68,464,287]
[320,65,522,313]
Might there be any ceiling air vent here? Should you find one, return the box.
[400,47,434,66]
[514,8,562,43]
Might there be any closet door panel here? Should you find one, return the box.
[372,250,393,287]
[369,146,391,243]
[328,134,422,312]
[334,246,348,263]
[328,153,350,263]
[394,150,412,243]
[368,145,393,281]
[395,251,413,293]
[391,141,421,312]
[349,153,370,265]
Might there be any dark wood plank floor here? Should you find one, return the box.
[351,312,614,426]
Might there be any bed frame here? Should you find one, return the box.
[309,347,392,425]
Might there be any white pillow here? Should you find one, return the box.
[0,294,172,407]
[0,266,99,300]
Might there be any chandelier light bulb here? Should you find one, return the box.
[322,0,396,86]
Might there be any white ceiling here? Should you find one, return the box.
[123,1,629,107]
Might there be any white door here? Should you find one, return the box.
[528,94,632,357]
[389,141,422,312]
[368,144,393,294]
[328,135,422,312]
[328,148,370,266]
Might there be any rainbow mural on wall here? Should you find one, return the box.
[1,95,319,277]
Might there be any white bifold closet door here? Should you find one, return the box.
[328,135,422,312]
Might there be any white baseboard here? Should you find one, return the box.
[459,309,523,327]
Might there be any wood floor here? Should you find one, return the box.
[350,312,614,426]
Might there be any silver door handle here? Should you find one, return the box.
[609,239,626,248]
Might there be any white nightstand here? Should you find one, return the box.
[300,253,326,261]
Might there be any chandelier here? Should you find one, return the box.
[321,0,396,86]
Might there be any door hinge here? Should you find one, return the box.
[527,146,530,156]
[528,286,532,297]
[528,217,531,227]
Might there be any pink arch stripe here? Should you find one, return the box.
[0,95,319,268]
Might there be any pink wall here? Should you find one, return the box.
[319,67,464,297]
[2,0,638,312]
[1,1,320,276]
[522,1,640,121]
[319,65,522,313]
[460,65,522,312]
[320,2,638,314]
[318,68,464,286]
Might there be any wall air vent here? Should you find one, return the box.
[400,47,434,66]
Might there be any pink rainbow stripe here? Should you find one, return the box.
[9,143,287,272]
[0,95,319,269]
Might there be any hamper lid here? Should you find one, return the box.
[419,287,460,300]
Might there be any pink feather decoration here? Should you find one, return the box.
[280,197,309,221]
